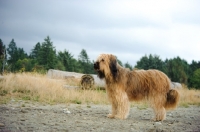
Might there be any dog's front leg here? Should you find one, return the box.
[114,91,130,120]
[107,101,117,118]
[106,88,118,118]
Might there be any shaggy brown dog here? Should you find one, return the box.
[94,54,180,121]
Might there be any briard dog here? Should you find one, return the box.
[94,54,180,121]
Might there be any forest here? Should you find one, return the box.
[0,36,200,89]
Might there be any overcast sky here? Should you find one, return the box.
[0,0,200,66]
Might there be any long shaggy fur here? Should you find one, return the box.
[94,54,180,121]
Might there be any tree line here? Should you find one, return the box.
[0,36,200,89]
[0,36,96,74]
[135,54,200,89]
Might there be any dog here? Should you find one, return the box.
[94,54,180,121]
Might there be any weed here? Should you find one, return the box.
[22,96,31,100]
[137,103,148,110]
[12,89,17,93]
[17,89,31,93]
[33,96,40,101]
[73,100,82,104]
[180,103,189,108]
[0,90,8,96]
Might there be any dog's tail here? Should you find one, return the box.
[164,89,180,110]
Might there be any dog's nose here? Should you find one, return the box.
[94,62,99,70]
[94,63,97,69]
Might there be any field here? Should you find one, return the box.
[0,73,200,131]
[0,73,108,105]
[1,72,200,106]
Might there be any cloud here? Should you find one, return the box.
[0,0,200,66]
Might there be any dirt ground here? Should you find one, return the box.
[0,100,200,132]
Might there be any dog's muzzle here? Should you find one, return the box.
[94,62,105,79]
[94,62,100,71]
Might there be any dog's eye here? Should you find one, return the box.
[101,59,104,62]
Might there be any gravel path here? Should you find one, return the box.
[0,100,200,132]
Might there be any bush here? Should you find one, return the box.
[190,69,200,89]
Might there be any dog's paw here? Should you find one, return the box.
[151,118,157,122]
[114,115,126,120]
[107,114,115,118]
[151,118,162,122]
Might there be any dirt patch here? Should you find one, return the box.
[0,100,200,132]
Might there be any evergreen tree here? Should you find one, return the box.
[124,62,133,70]
[188,60,200,87]
[0,39,4,57]
[7,39,18,71]
[135,54,165,71]
[30,42,41,59]
[165,57,189,84]
[57,50,75,71]
[38,36,57,70]
[7,39,28,72]
[190,68,200,89]
[17,47,28,59]
[0,39,6,74]
[78,49,89,63]
[29,42,42,72]
[117,59,123,67]
[78,49,93,74]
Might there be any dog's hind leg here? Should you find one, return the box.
[150,95,166,121]
[152,106,166,121]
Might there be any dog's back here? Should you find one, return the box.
[125,69,170,101]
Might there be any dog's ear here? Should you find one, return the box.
[109,55,117,79]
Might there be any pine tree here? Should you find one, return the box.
[30,42,41,59]
[0,39,6,74]
[135,54,165,71]
[165,57,189,84]
[78,49,93,74]
[124,62,133,70]
[57,50,75,71]
[0,39,4,57]
[7,39,18,71]
[38,36,56,70]
[190,69,200,89]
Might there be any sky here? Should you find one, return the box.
[0,0,200,66]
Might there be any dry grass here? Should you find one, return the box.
[0,73,200,107]
[178,86,200,107]
[0,73,108,105]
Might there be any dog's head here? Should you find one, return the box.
[94,54,118,79]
